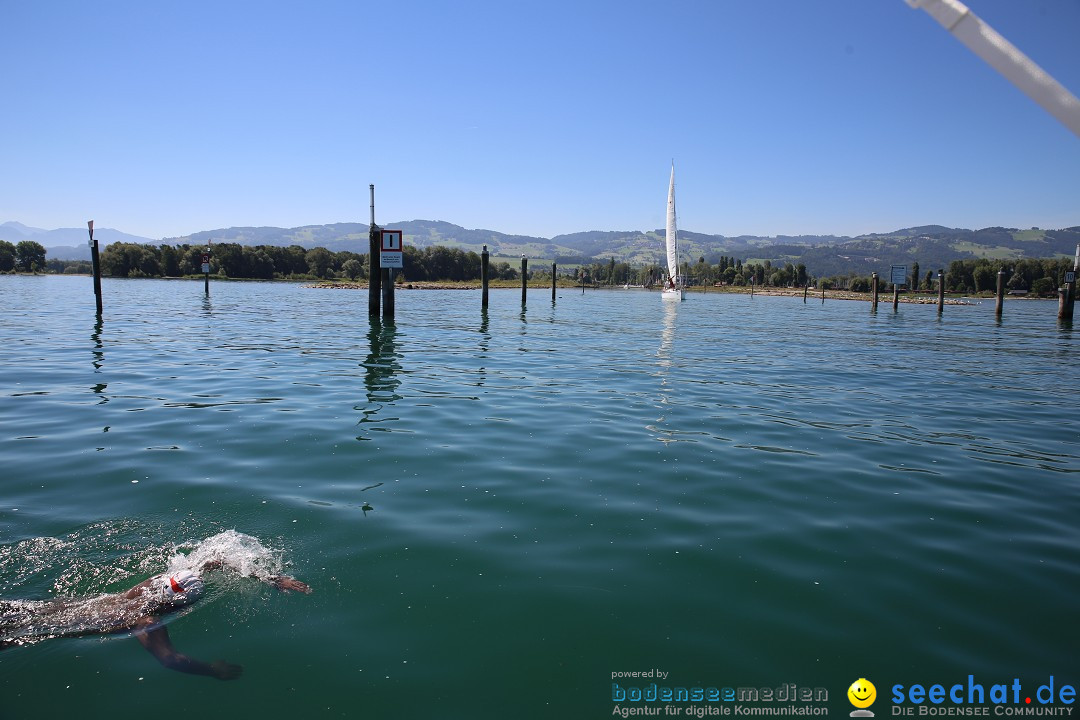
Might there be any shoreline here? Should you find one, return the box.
[305,280,980,304]
[10,274,1038,304]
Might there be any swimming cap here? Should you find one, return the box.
[161,569,204,604]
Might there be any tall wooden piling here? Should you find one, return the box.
[551,262,556,302]
[203,244,211,297]
[1075,243,1080,313]
[1058,273,1075,321]
[88,221,102,315]
[368,185,380,316]
[937,269,945,314]
[892,283,899,311]
[995,270,1005,318]
[871,272,879,311]
[803,284,808,303]
[382,268,395,320]
[521,256,527,305]
[1064,244,1080,321]
[481,245,489,309]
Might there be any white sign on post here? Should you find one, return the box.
[890,265,908,286]
[381,230,403,269]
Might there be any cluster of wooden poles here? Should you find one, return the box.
[866,268,1076,320]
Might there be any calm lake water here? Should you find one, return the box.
[1,275,1078,719]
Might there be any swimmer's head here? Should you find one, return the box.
[160,569,204,605]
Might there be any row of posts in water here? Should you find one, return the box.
[86,244,1077,323]
[371,249,1079,322]
[865,268,1076,320]
[365,239,560,319]
[86,216,1076,322]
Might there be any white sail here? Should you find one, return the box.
[662,163,684,301]
[665,163,679,281]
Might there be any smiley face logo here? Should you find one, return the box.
[848,678,876,714]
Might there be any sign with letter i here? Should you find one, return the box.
[381,230,404,269]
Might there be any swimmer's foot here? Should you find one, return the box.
[211,660,244,680]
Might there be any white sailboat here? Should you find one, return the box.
[661,163,685,301]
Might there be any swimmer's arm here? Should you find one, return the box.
[197,560,312,594]
[134,619,242,680]
[122,577,158,599]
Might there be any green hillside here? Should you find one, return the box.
[151,221,1080,279]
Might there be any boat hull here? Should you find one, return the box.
[661,288,684,301]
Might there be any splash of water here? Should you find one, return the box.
[169,530,286,583]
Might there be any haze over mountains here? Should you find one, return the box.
[5,219,1078,279]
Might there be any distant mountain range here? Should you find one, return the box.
[5,219,1078,278]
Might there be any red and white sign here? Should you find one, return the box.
[380,229,403,269]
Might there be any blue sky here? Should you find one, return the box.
[2,0,1077,241]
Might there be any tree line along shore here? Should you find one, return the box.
[2,239,1073,298]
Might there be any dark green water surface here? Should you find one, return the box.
[1,276,1077,719]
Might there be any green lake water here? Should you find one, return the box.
[1,275,1078,719]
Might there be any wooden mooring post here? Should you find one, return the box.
[382,266,395,320]
[368,184,381,317]
[520,256,527,305]
[871,272,879,311]
[1059,282,1075,321]
[481,245,489,309]
[937,269,945,314]
[1059,245,1078,321]
[203,241,211,297]
[551,262,556,302]
[892,283,899,311]
[995,269,1005,318]
[87,220,102,315]
[803,284,808,303]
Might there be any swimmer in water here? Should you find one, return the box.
[0,558,311,680]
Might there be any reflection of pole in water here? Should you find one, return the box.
[357,317,402,439]
[91,316,104,370]
[476,309,490,388]
[90,316,108,405]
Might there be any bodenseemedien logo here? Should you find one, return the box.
[849,678,877,717]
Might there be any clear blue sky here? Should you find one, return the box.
[2,0,1078,240]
